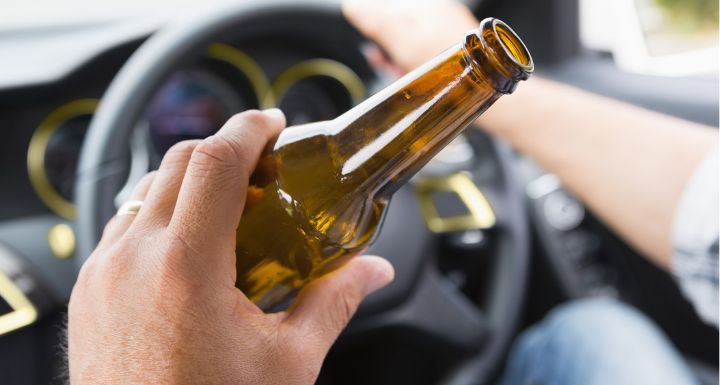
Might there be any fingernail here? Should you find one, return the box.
[364,257,395,294]
[262,108,285,121]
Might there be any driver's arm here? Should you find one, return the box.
[343,0,717,270]
[343,0,718,325]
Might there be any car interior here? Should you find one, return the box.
[0,0,717,384]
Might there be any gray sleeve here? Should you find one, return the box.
[671,148,718,327]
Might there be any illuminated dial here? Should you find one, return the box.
[28,99,98,219]
[44,115,89,202]
[278,77,354,125]
[146,69,248,156]
[270,58,366,126]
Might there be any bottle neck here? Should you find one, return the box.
[327,41,505,198]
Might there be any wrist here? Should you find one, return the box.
[474,77,558,141]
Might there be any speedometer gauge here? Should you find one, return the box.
[44,115,90,202]
[27,99,98,219]
[145,44,271,159]
[270,58,366,125]
[146,69,247,156]
[29,45,269,219]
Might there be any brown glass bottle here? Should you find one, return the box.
[236,18,534,309]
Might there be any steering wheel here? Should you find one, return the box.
[75,1,530,384]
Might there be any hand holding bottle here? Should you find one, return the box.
[234,16,532,308]
[68,110,394,385]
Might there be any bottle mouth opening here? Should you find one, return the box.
[493,19,534,73]
[465,18,534,93]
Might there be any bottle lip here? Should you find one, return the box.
[487,18,534,77]
[468,18,534,93]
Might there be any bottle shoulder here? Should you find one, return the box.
[271,124,386,249]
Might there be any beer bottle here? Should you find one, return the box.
[236,18,533,309]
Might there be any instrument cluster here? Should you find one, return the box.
[26,43,367,220]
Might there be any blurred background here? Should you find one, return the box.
[0,0,717,384]
[3,0,718,75]
[581,0,718,75]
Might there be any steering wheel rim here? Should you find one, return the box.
[75,1,530,384]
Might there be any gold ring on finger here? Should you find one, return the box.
[117,200,143,216]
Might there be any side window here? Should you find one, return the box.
[579,0,718,76]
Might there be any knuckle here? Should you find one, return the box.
[75,257,97,291]
[137,170,158,185]
[162,140,201,166]
[101,217,116,237]
[340,276,366,315]
[320,282,363,337]
[132,170,158,195]
[190,135,244,174]
[97,244,135,284]
[166,139,200,158]
[335,290,360,326]
[74,243,131,300]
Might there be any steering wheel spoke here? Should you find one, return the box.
[348,265,487,353]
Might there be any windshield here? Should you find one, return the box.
[1,0,222,29]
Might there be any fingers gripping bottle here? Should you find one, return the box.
[236,18,534,309]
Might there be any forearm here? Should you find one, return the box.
[480,77,718,268]
[341,1,717,268]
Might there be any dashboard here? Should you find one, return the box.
[0,7,392,381]
[0,3,717,384]
[0,15,381,367]
[1,29,373,223]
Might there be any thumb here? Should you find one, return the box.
[284,255,394,349]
